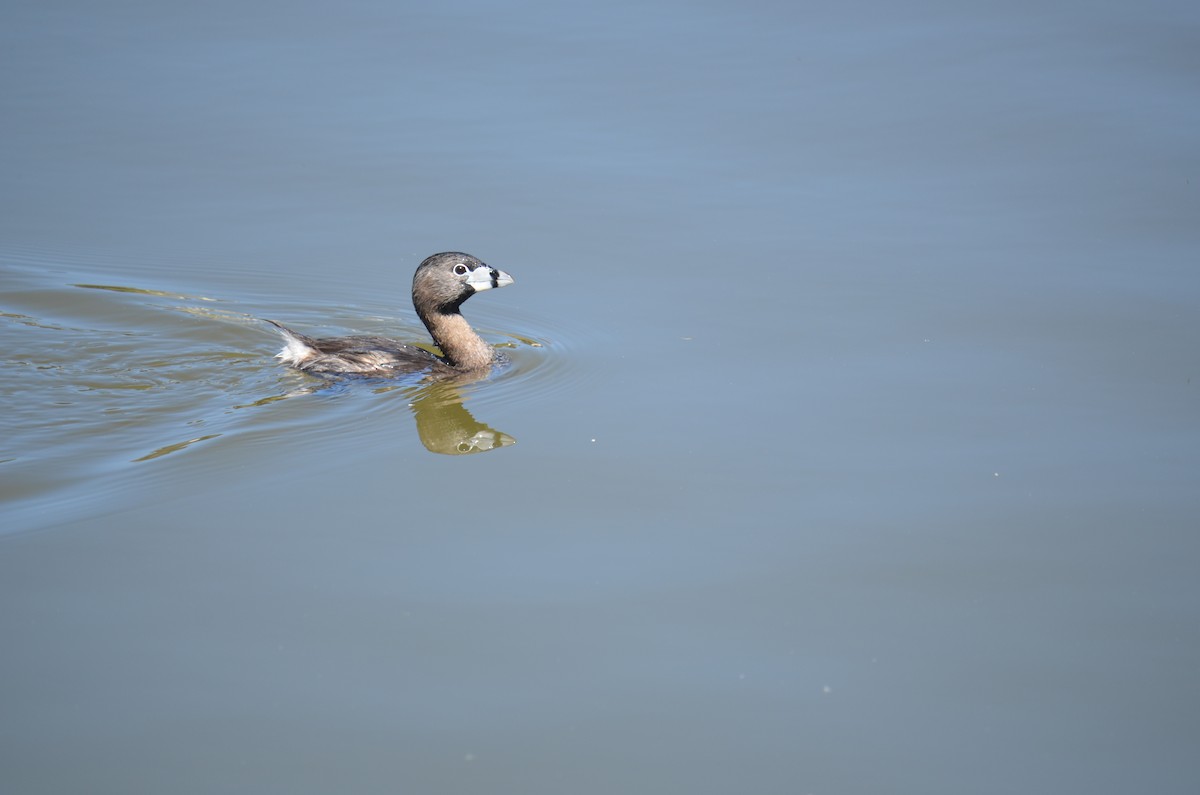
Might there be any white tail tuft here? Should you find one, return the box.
[265,320,315,366]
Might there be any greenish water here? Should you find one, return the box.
[2,1,1199,793]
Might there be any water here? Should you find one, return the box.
[3,1,1199,793]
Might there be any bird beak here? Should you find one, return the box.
[467,266,514,291]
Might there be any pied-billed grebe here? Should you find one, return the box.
[268,252,514,377]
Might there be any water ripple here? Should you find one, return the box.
[1,248,585,533]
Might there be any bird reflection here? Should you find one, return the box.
[404,379,515,455]
[244,372,515,455]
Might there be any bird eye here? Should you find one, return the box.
[453,264,469,275]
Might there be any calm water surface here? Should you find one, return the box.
[2,1,1198,793]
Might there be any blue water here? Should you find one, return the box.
[3,1,1199,793]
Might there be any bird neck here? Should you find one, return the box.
[420,309,495,370]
